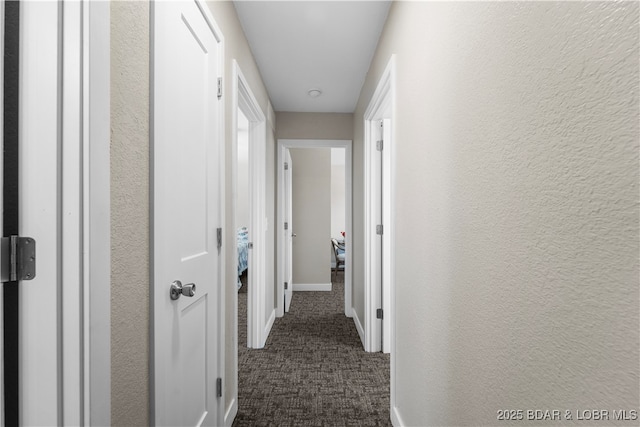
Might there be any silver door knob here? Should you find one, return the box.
[170,280,196,300]
[292,233,297,237]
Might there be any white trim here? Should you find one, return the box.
[83,2,111,424]
[363,54,397,416]
[262,308,276,347]
[232,60,267,351]
[391,405,405,427]
[276,139,353,318]
[292,283,332,292]
[352,308,365,348]
[0,0,4,421]
[363,56,396,351]
[223,397,238,427]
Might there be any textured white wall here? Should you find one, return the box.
[355,1,639,425]
[110,1,150,425]
[291,148,332,284]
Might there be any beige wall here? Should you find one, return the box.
[290,148,331,285]
[110,1,274,423]
[276,112,353,141]
[354,1,639,425]
[110,1,150,425]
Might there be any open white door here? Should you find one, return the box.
[284,149,294,312]
[2,1,110,424]
[152,1,224,426]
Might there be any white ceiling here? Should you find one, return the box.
[233,1,392,113]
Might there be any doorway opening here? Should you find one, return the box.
[231,61,268,351]
[276,139,353,319]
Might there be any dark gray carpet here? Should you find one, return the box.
[234,271,391,426]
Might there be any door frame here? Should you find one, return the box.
[149,1,225,425]
[363,54,397,420]
[0,1,111,424]
[231,60,269,351]
[276,139,353,318]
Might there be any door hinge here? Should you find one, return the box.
[284,162,289,171]
[376,224,383,235]
[284,281,288,290]
[284,222,289,230]
[217,228,222,251]
[216,378,222,398]
[1,236,36,283]
[376,139,383,151]
[248,242,254,249]
[217,77,222,99]
[376,308,383,319]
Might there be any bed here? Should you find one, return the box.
[237,227,249,290]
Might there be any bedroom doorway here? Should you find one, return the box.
[232,61,268,350]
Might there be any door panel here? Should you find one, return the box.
[153,1,222,426]
[20,1,60,423]
[284,150,293,311]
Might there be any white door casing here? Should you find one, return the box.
[152,1,224,426]
[2,1,110,424]
[381,119,392,354]
[284,149,293,312]
[231,60,269,350]
[276,139,353,318]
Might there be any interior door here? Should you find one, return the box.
[284,149,294,312]
[381,119,392,353]
[153,1,222,426]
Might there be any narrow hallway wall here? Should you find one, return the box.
[276,112,353,141]
[354,2,639,425]
[110,1,150,425]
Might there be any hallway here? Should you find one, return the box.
[235,272,390,426]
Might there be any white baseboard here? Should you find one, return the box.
[261,309,276,347]
[292,282,332,291]
[224,397,238,427]
[352,308,365,348]
[390,405,404,426]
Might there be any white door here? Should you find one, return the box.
[284,150,294,312]
[153,1,223,426]
[381,119,392,353]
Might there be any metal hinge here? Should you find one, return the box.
[216,378,222,398]
[376,139,383,151]
[284,162,289,170]
[248,242,254,249]
[217,77,222,99]
[376,308,383,319]
[284,282,289,290]
[217,228,222,251]
[0,236,36,282]
[376,224,383,235]
[284,222,289,230]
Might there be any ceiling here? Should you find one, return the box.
[233,1,392,113]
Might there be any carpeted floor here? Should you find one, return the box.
[234,271,391,426]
